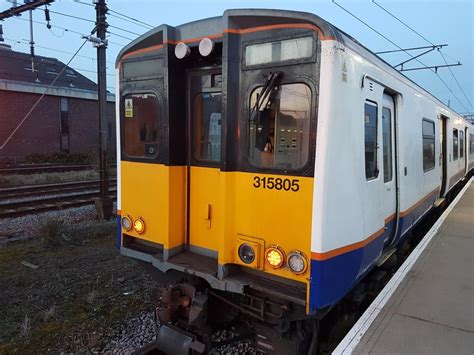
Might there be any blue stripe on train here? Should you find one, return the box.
[309,193,437,313]
[116,215,122,251]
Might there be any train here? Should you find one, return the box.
[115,9,474,354]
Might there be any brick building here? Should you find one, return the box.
[0,41,115,164]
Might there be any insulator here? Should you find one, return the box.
[44,7,51,29]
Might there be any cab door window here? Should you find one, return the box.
[123,93,159,158]
[249,83,311,170]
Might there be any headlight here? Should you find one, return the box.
[287,251,308,274]
[133,217,146,234]
[265,246,285,269]
[121,215,132,231]
[238,244,256,264]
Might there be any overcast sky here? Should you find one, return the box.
[1,0,473,114]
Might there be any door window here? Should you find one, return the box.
[382,107,393,182]
[422,119,435,172]
[249,83,311,170]
[364,101,378,180]
[453,129,458,161]
[193,93,222,162]
[459,130,464,158]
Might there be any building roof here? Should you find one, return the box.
[0,42,98,91]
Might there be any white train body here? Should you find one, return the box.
[310,32,473,309]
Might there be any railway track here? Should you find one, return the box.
[0,180,117,218]
[0,164,94,175]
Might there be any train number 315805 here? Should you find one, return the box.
[253,176,300,192]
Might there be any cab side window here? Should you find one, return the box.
[123,93,159,158]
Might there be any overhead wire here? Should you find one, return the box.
[371,0,435,46]
[107,8,154,29]
[9,15,126,47]
[331,0,469,112]
[49,8,143,37]
[438,50,473,109]
[4,36,115,65]
[106,30,134,42]
[48,9,94,24]
[371,0,473,111]
[73,0,154,29]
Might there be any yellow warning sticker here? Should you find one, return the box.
[125,98,133,118]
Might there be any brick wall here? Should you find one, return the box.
[0,91,60,163]
[0,90,116,163]
[68,98,116,157]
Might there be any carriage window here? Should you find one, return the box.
[193,93,222,162]
[422,119,435,172]
[470,134,474,154]
[245,37,313,66]
[382,107,393,182]
[459,130,464,158]
[249,83,311,170]
[364,102,378,180]
[453,129,458,160]
[123,93,159,158]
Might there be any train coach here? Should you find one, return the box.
[115,9,474,354]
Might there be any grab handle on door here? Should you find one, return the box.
[204,203,212,228]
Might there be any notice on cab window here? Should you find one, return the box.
[125,98,133,118]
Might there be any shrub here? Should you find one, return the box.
[24,152,90,165]
[39,218,65,249]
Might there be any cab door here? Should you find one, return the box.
[186,68,222,256]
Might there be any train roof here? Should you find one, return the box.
[116,8,471,126]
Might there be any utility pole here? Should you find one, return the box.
[29,9,35,72]
[94,0,112,220]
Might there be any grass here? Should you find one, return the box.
[39,218,65,249]
[0,219,157,354]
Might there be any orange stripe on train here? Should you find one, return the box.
[311,188,439,261]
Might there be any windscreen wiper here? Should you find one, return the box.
[250,71,281,122]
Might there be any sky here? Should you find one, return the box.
[1,0,473,114]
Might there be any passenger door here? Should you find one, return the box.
[381,94,397,244]
[186,68,222,256]
[362,82,397,252]
[439,115,448,196]
[465,127,469,173]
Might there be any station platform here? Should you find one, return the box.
[334,178,474,354]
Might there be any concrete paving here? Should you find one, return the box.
[353,182,474,355]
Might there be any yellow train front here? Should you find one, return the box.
[116,9,330,354]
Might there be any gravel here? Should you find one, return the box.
[0,203,117,244]
[100,311,158,354]
[209,328,256,355]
